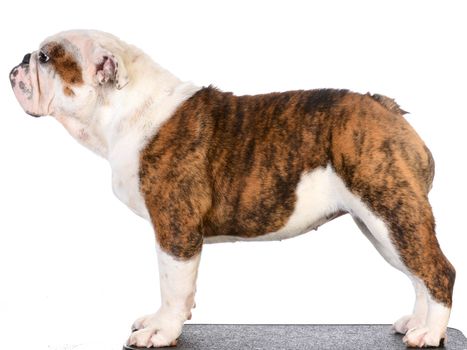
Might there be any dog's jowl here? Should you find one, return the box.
[10,30,455,348]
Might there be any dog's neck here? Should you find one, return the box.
[54,52,200,160]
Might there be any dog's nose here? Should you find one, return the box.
[22,53,31,65]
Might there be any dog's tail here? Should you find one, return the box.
[368,93,408,115]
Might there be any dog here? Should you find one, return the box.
[9,30,455,348]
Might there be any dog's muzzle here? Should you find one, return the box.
[10,52,43,118]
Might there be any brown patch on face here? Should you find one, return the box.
[45,42,83,86]
[63,86,75,96]
[139,87,455,307]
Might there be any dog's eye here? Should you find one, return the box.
[38,51,50,63]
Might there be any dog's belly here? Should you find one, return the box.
[203,211,345,243]
[204,166,346,244]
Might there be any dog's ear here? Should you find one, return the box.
[94,49,129,90]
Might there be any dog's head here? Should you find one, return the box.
[9,30,130,119]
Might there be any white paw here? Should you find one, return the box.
[392,314,425,334]
[403,327,445,348]
[127,311,184,348]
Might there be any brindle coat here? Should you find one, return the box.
[139,86,455,307]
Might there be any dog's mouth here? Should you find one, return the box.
[25,111,42,118]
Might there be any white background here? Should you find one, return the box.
[0,1,466,349]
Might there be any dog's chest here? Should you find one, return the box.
[109,135,149,220]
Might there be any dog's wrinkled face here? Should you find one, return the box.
[9,30,129,119]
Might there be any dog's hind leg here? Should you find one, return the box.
[353,217,428,335]
[351,199,454,347]
[330,96,455,347]
[341,179,455,348]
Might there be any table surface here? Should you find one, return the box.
[123,324,467,350]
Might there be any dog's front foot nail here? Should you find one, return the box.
[127,327,154,347]
[128,327,180,348]
[131,312,155,332]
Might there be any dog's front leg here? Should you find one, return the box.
[127,245,201,348]
[132,132,210,347]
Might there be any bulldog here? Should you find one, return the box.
[10,30,455,348]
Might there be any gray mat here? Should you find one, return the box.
[123,324,467,349]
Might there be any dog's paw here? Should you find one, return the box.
[127,311,183,348]
[402,327,445,348]
[393,314,425,334]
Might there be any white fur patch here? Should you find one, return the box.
[129,244,200,347]
[156,244,200,315]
